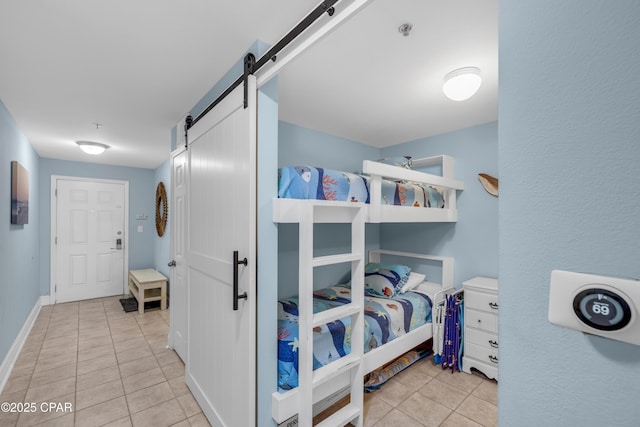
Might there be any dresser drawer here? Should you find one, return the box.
[465,308,498,333]
[465,342,499,367]
[465,327,499,350]
[465,289,499,313]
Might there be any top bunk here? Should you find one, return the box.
[273,155,464,223]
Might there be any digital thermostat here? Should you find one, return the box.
[549,270,640,345]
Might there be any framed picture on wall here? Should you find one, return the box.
[11,161,29,224]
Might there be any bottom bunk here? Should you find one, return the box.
[272,250,454,424]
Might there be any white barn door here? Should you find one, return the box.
[185,76,257,426]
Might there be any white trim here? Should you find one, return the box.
[40,295,51,306]
[50,176,130,303]
[0,298,42,394]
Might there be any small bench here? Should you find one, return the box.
[128,269,167,314]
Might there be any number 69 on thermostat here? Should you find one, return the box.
[548,270,640,345]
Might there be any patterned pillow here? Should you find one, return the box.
[364,263,411,297]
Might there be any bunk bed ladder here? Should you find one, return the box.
[298,203,365,427]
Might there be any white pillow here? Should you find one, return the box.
[400,272,426,293]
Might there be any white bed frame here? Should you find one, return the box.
[273,155,465,223]
[271,249,454,425]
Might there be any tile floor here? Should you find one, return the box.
[358,358,498,426]
[0,295,497,427]
[0,296,209,427]
[315,356,497,427]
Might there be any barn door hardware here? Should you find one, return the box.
[233,250,248,310]
[185,0,340,128]
[184,115,193,150]
[243,53,256,109]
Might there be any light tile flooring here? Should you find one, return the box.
[357,358,498,426]
[0,296,210,427]
[1,295,497,427]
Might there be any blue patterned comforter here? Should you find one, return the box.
[278,166,445,208]
[277,284,433,391]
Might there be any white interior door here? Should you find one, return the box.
[170,147,188,362]
[53,178,127,303]
[185,76,257,426]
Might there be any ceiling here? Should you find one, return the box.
[0,0,497,170]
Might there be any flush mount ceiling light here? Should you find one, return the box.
[442,67,482,101]
[76,140,109,155]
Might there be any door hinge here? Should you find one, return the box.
[55,236,57,245]
[55,188,57,197]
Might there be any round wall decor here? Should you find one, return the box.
[155,182,168,237]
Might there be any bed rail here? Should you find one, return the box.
[273,155,464,224]
[363,155,463,223]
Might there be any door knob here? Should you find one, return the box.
[168,260,176,267]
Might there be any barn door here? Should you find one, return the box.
[185,76,257,426]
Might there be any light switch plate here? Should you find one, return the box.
[549,270,640,345]
[137,225,143,233]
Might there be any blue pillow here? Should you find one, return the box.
[364,263,411,297]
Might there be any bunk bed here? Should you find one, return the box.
[273,155,464,223]
[271,155,463,427]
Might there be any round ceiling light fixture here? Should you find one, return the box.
[442,67,482,101]
[76,140,109,155]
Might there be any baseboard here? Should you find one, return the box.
[0,297,43,394]
[40,295,51,306]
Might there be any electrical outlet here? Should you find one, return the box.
[137,225,143,233]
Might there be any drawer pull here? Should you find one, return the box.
[488,355,499,364]
[477,319,482,324]
[488,340,498,348]
[488,302,499,310]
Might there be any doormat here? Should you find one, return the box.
[119,297,161,313]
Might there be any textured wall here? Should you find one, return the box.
[0,100,41,364]
[500,1,640,425]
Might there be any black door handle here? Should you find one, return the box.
[168,260,176,267]
[233,251,248,310]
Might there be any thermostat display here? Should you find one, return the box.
[573,288,631,331]
[549,270,640,345]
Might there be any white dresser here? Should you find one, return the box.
[462,277,499,380]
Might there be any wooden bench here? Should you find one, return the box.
[128,269,167,314]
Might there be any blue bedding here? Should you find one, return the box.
[277,284,433,391]
[278,166,445,208]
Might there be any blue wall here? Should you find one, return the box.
[0,100,41,363]
[380,122,498,285]
[277,121,383,298]
[39,159,156,296]
[500,1,640,426]
[277,122,498,293]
